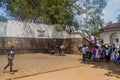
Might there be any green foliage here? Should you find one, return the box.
[6,0,41,20]
[40,0,74,25]
[75,0,107,37]
[0,0,75,24]
[0,0,107,34]
[54,24,64,32]
[88,15,104,37]
[0,0,76,31]
[117,15,120,22]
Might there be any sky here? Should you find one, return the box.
[0,7,7,16]
[0,0,120,23]
[0,3,10,19]
[102,0,120,23]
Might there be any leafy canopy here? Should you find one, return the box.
[1,0,74,24]
[0,0,107,33]
[74,0,107,36]
[117,15,120,22]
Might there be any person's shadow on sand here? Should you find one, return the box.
[3,70,18,74]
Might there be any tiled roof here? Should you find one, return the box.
[102,22,120,30]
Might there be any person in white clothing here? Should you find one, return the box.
[95,46,100,61]
[60,45,65,56]
[82,45,87,63]
[111,47,116,61]
[3,46,15,73]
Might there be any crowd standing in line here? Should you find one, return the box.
[81,43,120,64]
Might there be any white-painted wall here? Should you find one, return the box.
[101,30,120,47]
[1,20,82,39]
[0,22,7,37]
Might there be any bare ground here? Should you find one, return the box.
[0,53,120,80]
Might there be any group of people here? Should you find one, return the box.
[3,43,120,73]
[81,44,120,64]
[50,45,66,56]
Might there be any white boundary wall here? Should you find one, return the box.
[0,20,82,39]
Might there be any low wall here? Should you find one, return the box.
[0,37,85,54]
[0,37,63,54]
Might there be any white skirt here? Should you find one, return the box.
[96,53,100,58]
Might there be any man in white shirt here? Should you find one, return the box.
[91,35,94,43]
[3,46,15,73]
[82,45,87,63]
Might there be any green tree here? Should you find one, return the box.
[0,0,107,33]
[0,0,75,26]
[74,0,107,37]
[7,0,41,20]
[0,0,77,32]
[117,15,120,22]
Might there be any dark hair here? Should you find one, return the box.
[51,46,54,49]
[11,46,14,49]
[113,47,115,51]
[84,45,86,47]
[96,46,98,49]
[118,50,120,54]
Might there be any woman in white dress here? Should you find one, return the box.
[111,48,116,62]
[95,46,100,61]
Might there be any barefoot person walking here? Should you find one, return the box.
[3,46,15,73]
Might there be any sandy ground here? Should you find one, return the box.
[0,53,120,80]
[19,64,120,80]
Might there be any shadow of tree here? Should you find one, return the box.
[84,60,120,79]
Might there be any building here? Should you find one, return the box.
[101,22,120,47]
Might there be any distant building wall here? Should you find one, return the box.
[101,30,120,47]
